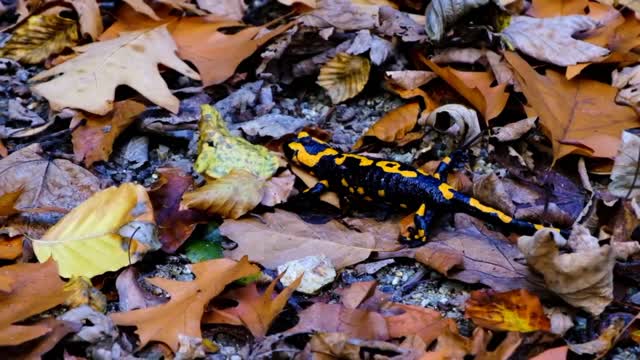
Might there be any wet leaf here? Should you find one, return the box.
[317,53,371,104]
[354,102,421,149]
[71,100,146,167]
[32,183,160,278]
[110,257,259,351]
[609,130,640,199]
[465,289,550,332]
[31,25,200,115]
[260,170,296,207]
[0,14,78,64]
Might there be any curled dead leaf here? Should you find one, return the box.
[317,53,371,104]
[425,0,491,41]
[354,102,421,149]
[609,130,640,199]
[424,104,481,144]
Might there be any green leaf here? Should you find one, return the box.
[184,222,224,263]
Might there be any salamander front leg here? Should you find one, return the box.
[435,149,468,182]
[400,204,435,248]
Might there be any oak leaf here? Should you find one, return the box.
[505,51,639,161]
[0,260,69,346]
[203,273,302,337]
[354,102,421,149]
[32,183,160,278]
[220,209,400,269]
[317,53,371,104]
[420,55,509,121]
[465,289,550,332]
[287,303,389,340]
[30,25,200,115]
[71,100,146,167]
[0,14,78,64]
[110,257,259,351]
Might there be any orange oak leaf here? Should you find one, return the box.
[203,272,302,337]
[354,102,421,149]
[0,260,69,346]
[71,100,146,167]
[110,257,259,351]
[383,303,453,344]
[419,54,508,121]
[465,288,550,332]
[505,51,639,161]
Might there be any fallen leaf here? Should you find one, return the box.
[260,170,296,207]
[116,267,164,312]
[71,100,146,167]
[122,0,204,20]
[301,0,378,31]
[420,55,509,121]
[568,318,625,356]
[288,303,389,340]
[377,5,427,42]
[181,169,265,219]
[0,260,69,346]
[502,16,609,66]
[527,0,590,17]
[414,242,464,275]
[0,236,22,260]
[31,25,200,115]
[203,273,301,337]
[465,289,550,332]
[194,105,282,180]
[317,53,371,104]
[492,117,537,142]
[354,102,421,149]
[613,63,640,110]
[239,114,312,139]
[383,303,453,344]
[183,222,224,263]
[0,188,23,217]
[0,143,101,214]
[59,305,118,343]
[337,280,377,309]
[110,257,259,351]
[13,0,102,38]
[0,14,78,64]
[63,276,107,312]
[290,165,340,208]
[385,70,437,90]
[171,17,294,86]
[32,183,160,278]
[610,131,640,199]
[2,318,81,359]
[530,346,569,360]
[149,167,203,253]
[518,228,614,315]
[278,0,316,6]
[424,0,491,41]
[195,0,245,20]
[277,255,336,294]
[221,209,400,269]
[505,51,639,161]
[424,104,481,144]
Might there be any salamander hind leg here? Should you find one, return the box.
[400,203,435,248]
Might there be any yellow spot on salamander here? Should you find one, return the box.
[357,187,365,195]
[418,229,425,238]
[297,131,310,138]
[349,187,355,193]
[376,161,417,177]
[468,198,513,223]
[534,224,544,231]
[417,204,426,216]
[400,203,408,208]
[319,180,329,186]
[438,183,455,200]
[441,156,451,164]
[433,173,441,180]
[341,178,349,187]
[334,154,374,166]
[288,142,338,167]
[378,189,385,197]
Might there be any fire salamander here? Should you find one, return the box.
[283,132,568,247]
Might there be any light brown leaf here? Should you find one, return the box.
[413,243,464,275]
[196,0,246,20]
[0,188,23,217]
[0,260,69,346]
[260,170,296,207]
[110,257,259,351]
[337,280,377,309]
[354,102,421,149]
[31,25,200,115]
[383,303,452,344]
[220,209,401,269]
[181,169,265,219]
[203,273,302,337]
[385,70,436,90]
[505,51,639,161]
[71,100,146,167]
[317,53,371,104]
[287,303,389,340]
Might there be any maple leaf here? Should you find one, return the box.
[30,25,200,115]
[203,273,302,337]
[0,260,69,346]
[505,51,639,161]
[71,100,146,167]
[110,257,259,351]
[220,209,401,269]
[464,289,550,332]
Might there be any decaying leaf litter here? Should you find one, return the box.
[0,0,640,358]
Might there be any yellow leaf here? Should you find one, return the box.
[317,53,371,104]
[182,169,264,219]
[30,25,200,115]
[63,276,107,312]
[0,14,78,64]
[464,289,550,332]
[194,105,283,180]
[33,183,160,278]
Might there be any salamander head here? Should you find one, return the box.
[283,132,339,170]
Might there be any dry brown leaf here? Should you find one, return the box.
[31,25,200,115]
[0,235,23,260]
[569,318,625,356]
[220,209,400,269]
[424,104,481,144]
[492,117,537,142]
[609,131,640,199]
[288,303,389,340]
[0,260,69,346]
[413,242,464,275]
[301,0,378,30]
[203,273,302,337]
[527,0,590,17]
[518,229,614,315]
[465,289,550,332]
[505,51,639,161]
[110,257,259,351]
[354,102,421,149]
[385,71,437,90]
[613,64,640,110]
[0,143,101,214]
[383,303,453,344]
[0,188,23,217]
[420,55,509,121]
[530,346,569,360]
[14,0,102,38]
[260,170,296,207]
[71,100,146,167]
[278,0,316,6]
[336,280,377,309]
[181,169,265,219]
[196,0,246,20]
[317,53,371,104]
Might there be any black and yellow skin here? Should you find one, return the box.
[284,132,567,247]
